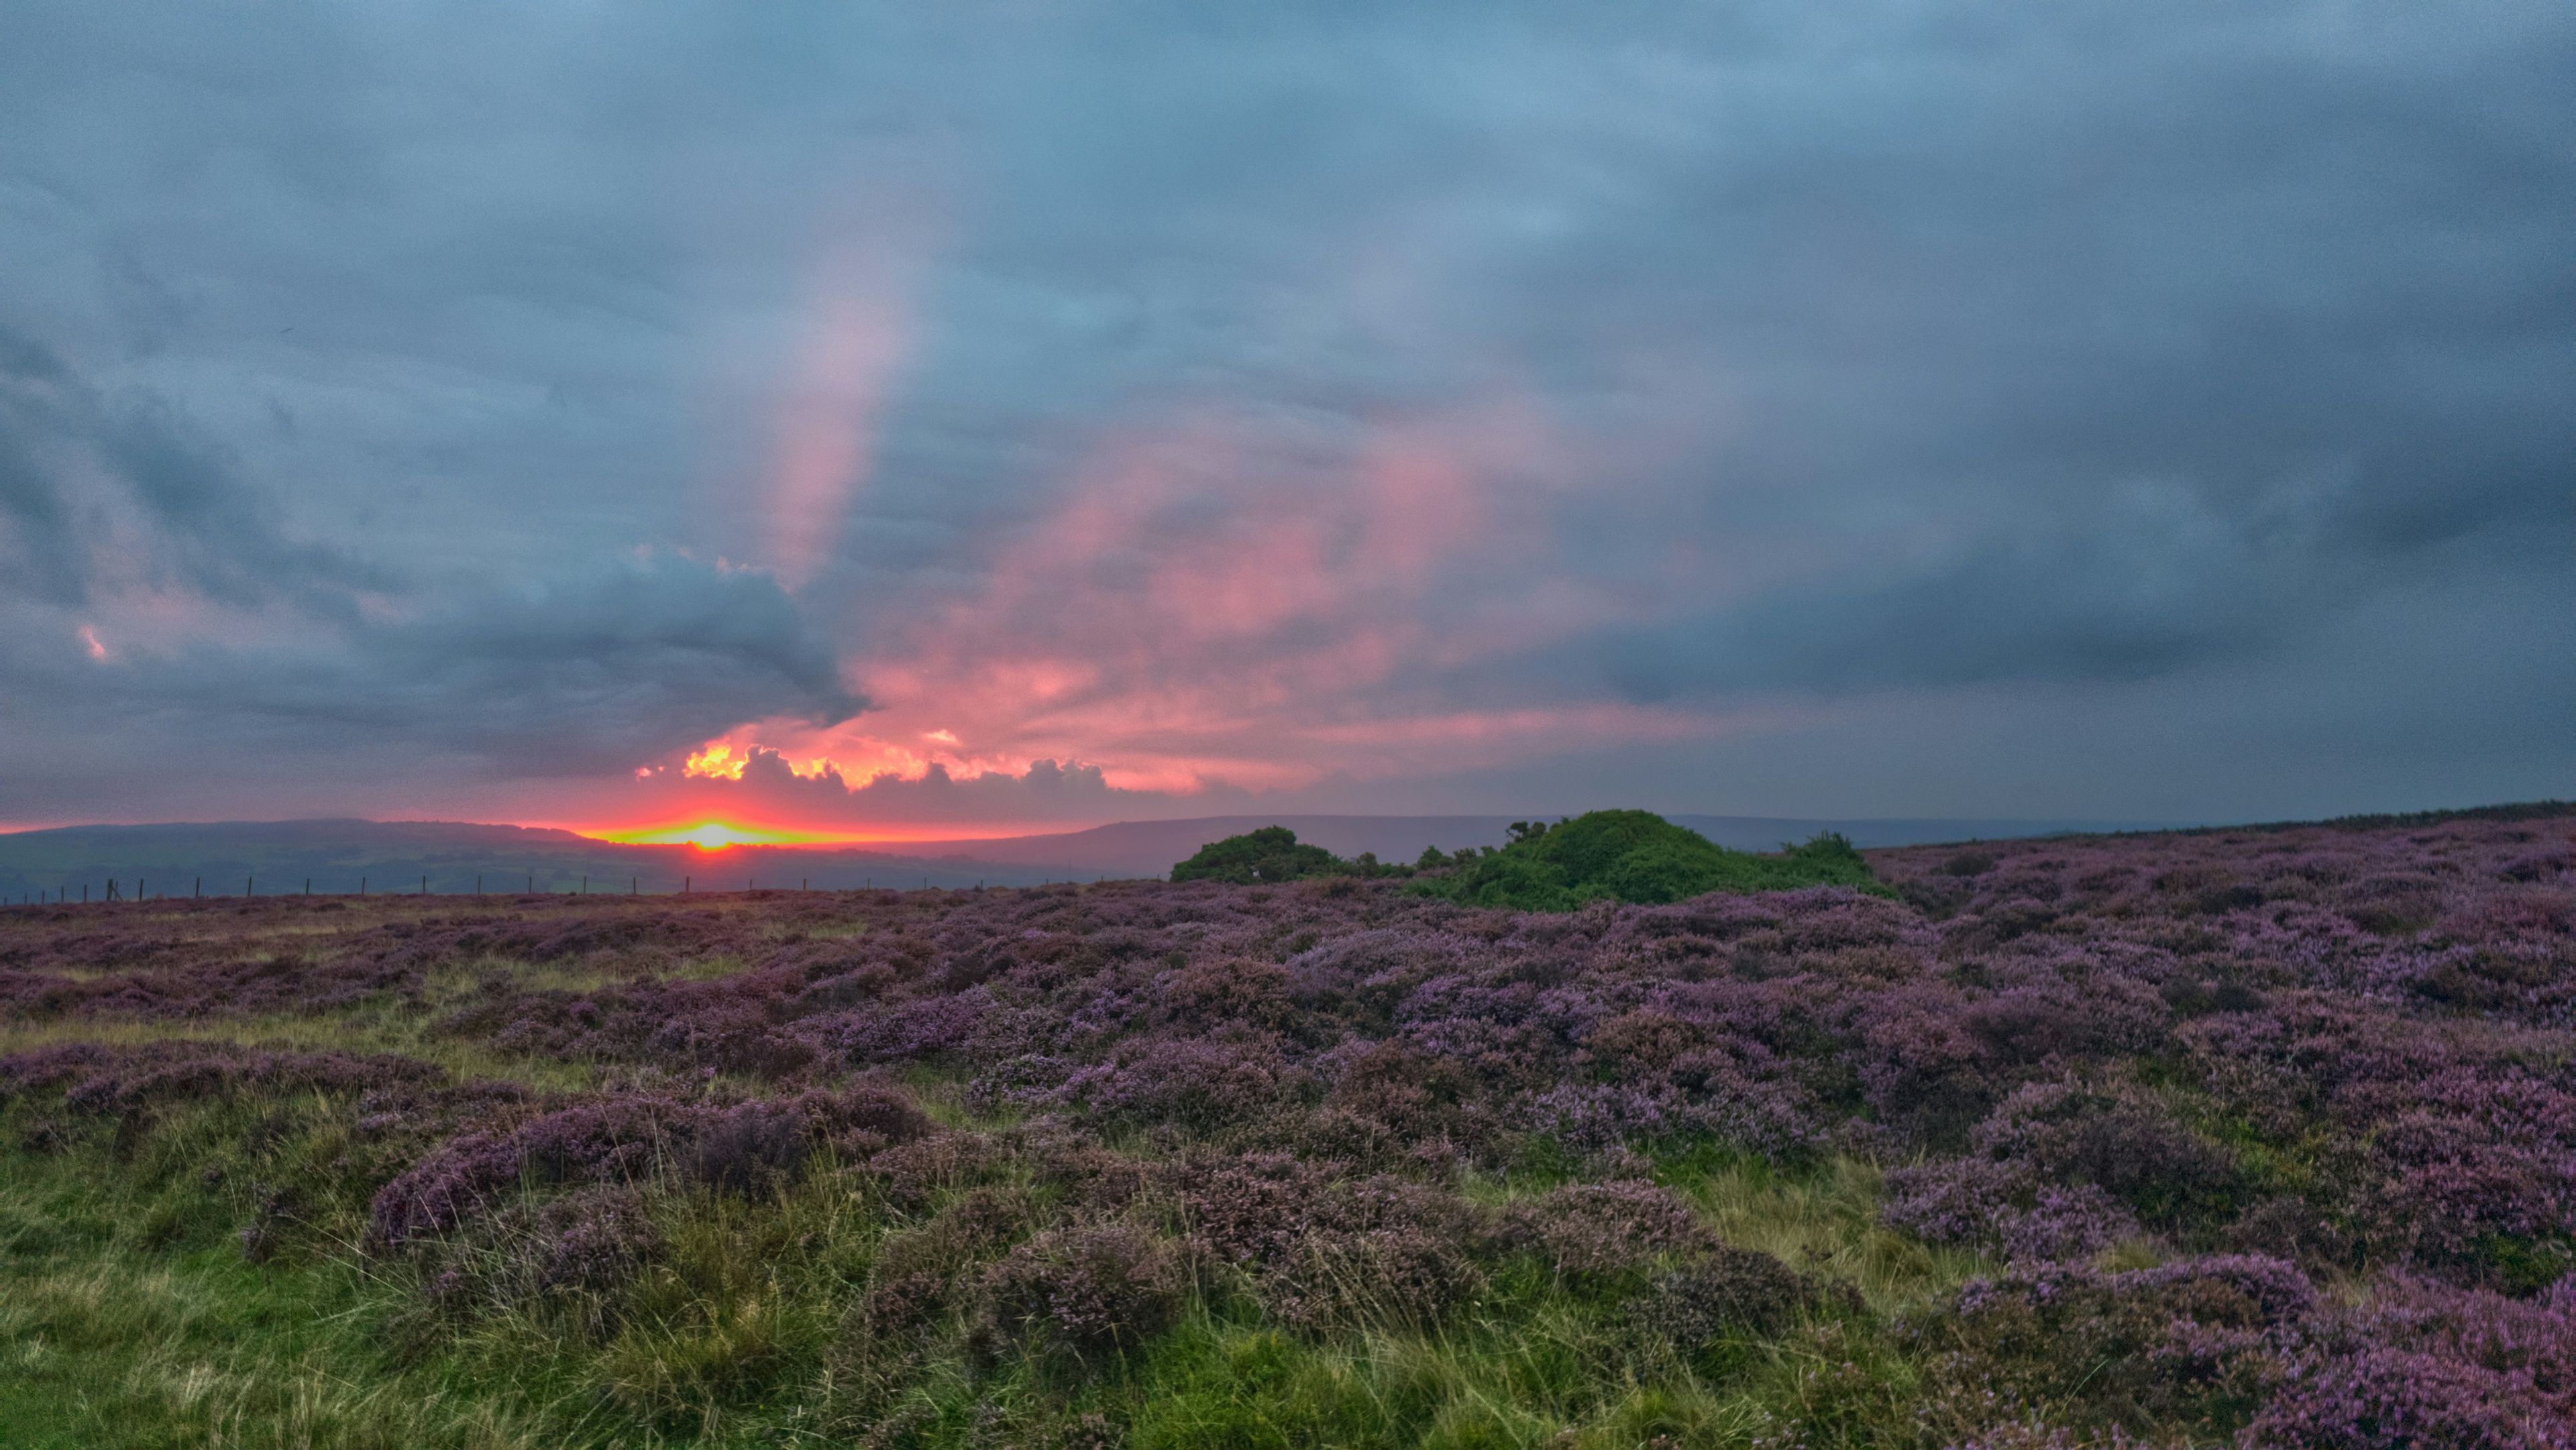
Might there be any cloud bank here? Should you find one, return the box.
[1,1,2569,830]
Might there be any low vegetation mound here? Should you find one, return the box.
[1166,824,1347,884]
[1420,809,1882,909]
[1169,810,1884,908]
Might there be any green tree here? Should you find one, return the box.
[1169,826,1346,884]
[1418,810,1882,910]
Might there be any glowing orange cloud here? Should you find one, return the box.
[683,742,747,780]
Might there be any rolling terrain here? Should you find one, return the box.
[1,806,2571,1447]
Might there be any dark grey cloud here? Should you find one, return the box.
[0,0,2568,824]
[0,315,857,793]
[0,325,384,610]
[21,554,865,777]
[317,559,845,763]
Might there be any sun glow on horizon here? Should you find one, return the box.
[575,815,1072,847]
[595,820,841,850]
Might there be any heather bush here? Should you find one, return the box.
[866,1129,1006,1213]
[1917,1255,2314,1440]
[1500,1179,1707,1284]
[2250,1347,2575,1449]
[370,1083,931,1243]
[974,1221,1184,1368]
[1171,1150,1489,1331]
[1883,1158,2143,1263]
[854,1183,1045,1346]
[371,1099,681,1244]
[415,1183,663,1337]
[1050,1035,1300,1134]
[2249,1272,2576,1449]
[1627,1242,1822,1350]
[1970,1076,2248,1229]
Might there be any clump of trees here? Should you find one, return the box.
[1168,826,1390,884]
[1415,809,1882,910]
[1171,812,1882,908]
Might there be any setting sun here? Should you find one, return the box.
[593,820,840,850]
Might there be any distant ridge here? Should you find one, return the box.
[0,812,2161,899]
[2171,799,2575,836]
[0,818,1031,899]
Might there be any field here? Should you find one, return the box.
[2,809,2573,1448]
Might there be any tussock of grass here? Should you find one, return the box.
[1654,1152,1981,1315]
[0,1179,537,1449]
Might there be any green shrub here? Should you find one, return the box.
[1416,810,1882,911]
[1170,827,1348,884]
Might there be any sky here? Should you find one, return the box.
[1,1,2570,840]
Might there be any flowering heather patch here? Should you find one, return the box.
[369,1082,931,1243]
[975,1221,1186,1365]
[2245,1274,2576,1449]
[2,805,2573,1445]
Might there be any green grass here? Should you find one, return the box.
[0,1137,536,1449]
[0,1072,1994,1449]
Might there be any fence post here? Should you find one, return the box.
[421,875,427,895]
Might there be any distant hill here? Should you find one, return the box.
[0,819,1088,901]
[0,812,2156,902]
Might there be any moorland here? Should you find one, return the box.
[1,806,2572,1448]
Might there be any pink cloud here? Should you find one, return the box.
[617,392,1729,828]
